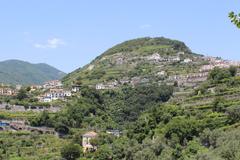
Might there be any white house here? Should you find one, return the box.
[177,52,185,55]
[96,84,105,90]
[72,85,81,92]
[96,80,118,90]
[147,53,162,61]
[183,58,192,63]
[64,91,72,97]
[40,89,72,102]
[156,71,166,77]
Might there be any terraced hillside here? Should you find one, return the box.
[121,67,240,160]
[175,76,240,110]
[166,68,240,132]
[63,37,209,87]
[2,38,240,160]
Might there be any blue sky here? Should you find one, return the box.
[0,1,239,73]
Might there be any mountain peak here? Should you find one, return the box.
[63,37,201,86]
[101,37,191,57]
[0,59,66,85]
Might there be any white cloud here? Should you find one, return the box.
[139,24,152,29]
[34,38,66,49]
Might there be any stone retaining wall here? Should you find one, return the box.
[0,103,61,112]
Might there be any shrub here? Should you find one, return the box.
[61,143,82,160]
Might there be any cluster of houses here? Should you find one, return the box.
[42,80,63,89]
[38,81,82,102]
[146,53,181,63]
[95,77,150,90]
[28,80,73,102]
[167,56,240,87]
[200,56,240,72]
[96,80,119,90]
[112,51,192,66]
[0,80,81,103]
[168,72,209,87]
[110,53,193,88]
[95,55,240,90]
[0,87,17,96]
[29,85,43,92]
[0,84,22,96]
[29,80,63,92]
[146,52,194,64]
[39,88,72,102]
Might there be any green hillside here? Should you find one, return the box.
[2,38,240,160]
[27,67,240,160]
[0,60,66,85]
[63,37,207,86]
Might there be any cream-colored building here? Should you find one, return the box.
[43,80,63,89]
[0,87,16,96]
[82,131,98,152]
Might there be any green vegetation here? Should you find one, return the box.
[30,84,173,131]
[1,38,240,159]
[0,60,65,85]
[0,111,39,119]
[62,37,206,86]
[229,11,240,28]
[208,67,237,83]
[101,37,190,56]
[61,143,82,160]
[0,86,56,108]
[24,69,240,159]
[0,131,65,160]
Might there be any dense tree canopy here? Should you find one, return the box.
[208,67,236,83]
[61,143,82,160]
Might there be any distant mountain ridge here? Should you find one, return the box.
[0,60,66,85]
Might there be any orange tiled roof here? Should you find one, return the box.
[83,131,97,137]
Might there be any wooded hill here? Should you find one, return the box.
[0,60,65,85]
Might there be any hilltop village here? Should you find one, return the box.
[95,54,240,90]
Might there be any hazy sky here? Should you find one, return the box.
[0,1,239,73]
